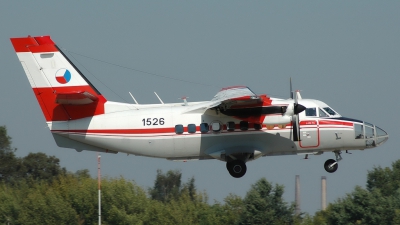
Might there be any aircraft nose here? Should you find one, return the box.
[363,122,389,147]
[375,125,389,146]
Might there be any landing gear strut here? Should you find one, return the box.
[324,151,342,173]
[226,160,247,178]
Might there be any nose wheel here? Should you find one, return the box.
[226,160,247,178]
[324,151,342,173]
[324,159,338,173]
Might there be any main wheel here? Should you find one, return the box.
[324,159,338,173]
[226,161,232,170]
[227,160,247,178]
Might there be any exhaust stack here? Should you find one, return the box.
[295,175,300,215]
[321,176,327,210]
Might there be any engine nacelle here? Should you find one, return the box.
[284,102,295,116]
[262,115,292,126]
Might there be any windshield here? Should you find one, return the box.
[319,108,329,117]
[323,107,337,116]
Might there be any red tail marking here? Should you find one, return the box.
[11,36,58,53]
[34,86,106,121]
[11,35,107,121]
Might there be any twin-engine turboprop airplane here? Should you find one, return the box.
[10,35,389,178]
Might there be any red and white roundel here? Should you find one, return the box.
[55,68,71,84]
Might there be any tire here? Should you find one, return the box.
[226,161,232,170]
[227,160,247,178]
[324,159,338,173]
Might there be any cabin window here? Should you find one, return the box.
[305,108,317,116]
[211,122,222,133]
[175,124,184,134]
[376,126,387,137]
[375,126,388,145]
[354,124,364,139]
[200,123,209,133]
[319,108,329,117]
[227,121,235,131]
[188,124,196,133]
[240,121,249,131]
[365,123,375,139]
[323,107,337,116]
[254,124,262,130]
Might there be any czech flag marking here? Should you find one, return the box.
[55,68,71,84]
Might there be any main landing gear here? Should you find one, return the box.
[226,160,247,178]
[324,151,343,173]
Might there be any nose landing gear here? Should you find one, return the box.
[226,160,247,178]
[324,159,338,173]
[324,151,343,173]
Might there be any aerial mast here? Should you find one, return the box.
[98,153,101,225]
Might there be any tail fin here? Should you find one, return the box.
[10,35,106,121]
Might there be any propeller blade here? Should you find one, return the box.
[292,115,300,141]
[295,113,300,141]
[290,79,304,142]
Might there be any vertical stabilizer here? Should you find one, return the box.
[10,36,107,121]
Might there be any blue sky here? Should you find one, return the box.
[1,1,399,214]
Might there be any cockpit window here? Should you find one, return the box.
[305,108,317,116]
[319,108,329,117]
[323,107,337,116]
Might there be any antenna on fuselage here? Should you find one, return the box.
[180,97,189,106]
[129,92,139,104]
[154,92,164,104]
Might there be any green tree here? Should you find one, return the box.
[325,186,400,225]
[0,126,20,183]
[52,174,97,225]
[0,126,13,152]
[207,194,244,224]
[19,152,66,182]
[149,169,183,202]
[238,178,295,225]
[0,183,22,224]
[102,177,150,224]
[75,169,91,179]
[367,160,400,196]
[17,182,77,225]
[181,176,196,201]
[314,159,400,225]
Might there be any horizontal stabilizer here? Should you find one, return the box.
[55,91,98,105]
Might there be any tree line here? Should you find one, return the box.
[1,125,400,224]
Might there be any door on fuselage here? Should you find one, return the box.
[299,120,319,148]
[173,124,186,155]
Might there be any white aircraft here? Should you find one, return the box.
[10,35,389,178]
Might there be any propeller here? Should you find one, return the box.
[290,78,306,141]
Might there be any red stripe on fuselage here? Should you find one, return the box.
[52,122,354,137]
[318,120,353,127]
[52,127,266,136]
[59,128,175,134]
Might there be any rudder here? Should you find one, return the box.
[10,35,107,121]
